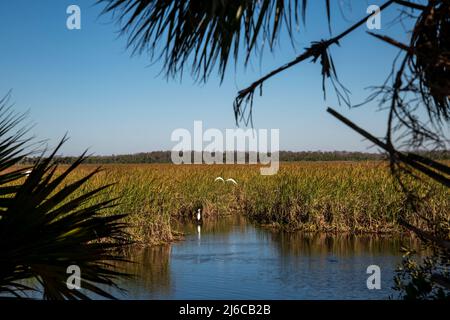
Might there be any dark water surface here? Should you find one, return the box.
[108,216,416,300]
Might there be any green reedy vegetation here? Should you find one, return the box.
[40,162,449,244]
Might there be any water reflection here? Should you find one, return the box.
[197,224,201,242]
[112,216,419,300]
[110,245,172,299]
[267,231,419,257]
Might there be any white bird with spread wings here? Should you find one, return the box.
[214,177,238,185]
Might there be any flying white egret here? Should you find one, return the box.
[215,177,237,185]
[24,169,32,177]
[226,178,238,185]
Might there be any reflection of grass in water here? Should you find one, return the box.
[23,161,448,244]
[3,246,173,300]
[268,232,422,257]
[107,246,172,298]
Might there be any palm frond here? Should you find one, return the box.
[98,0,317,82]
[0,94,131,300]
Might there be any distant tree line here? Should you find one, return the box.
[19,150,450,165]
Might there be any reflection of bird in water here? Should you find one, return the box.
[197,224,201,241]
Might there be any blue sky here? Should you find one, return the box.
[0,0,416,155]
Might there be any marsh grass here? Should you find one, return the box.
[29,161,449,244]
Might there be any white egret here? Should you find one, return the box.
[226,178,237,185]
[196,208,202,224]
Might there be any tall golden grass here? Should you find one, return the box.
[38,161,450,244]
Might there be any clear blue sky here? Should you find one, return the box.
[0,0,415,155]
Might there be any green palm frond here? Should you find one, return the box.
[98,0,331,82]
[0,93,131,300]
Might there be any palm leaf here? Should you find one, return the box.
[0,94,131,299]
[98,0,325,81]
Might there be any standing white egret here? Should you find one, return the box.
[196,208,202,222]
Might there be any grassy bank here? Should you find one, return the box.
[44,162,449,244]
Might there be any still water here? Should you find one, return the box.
[108,216,416,300]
